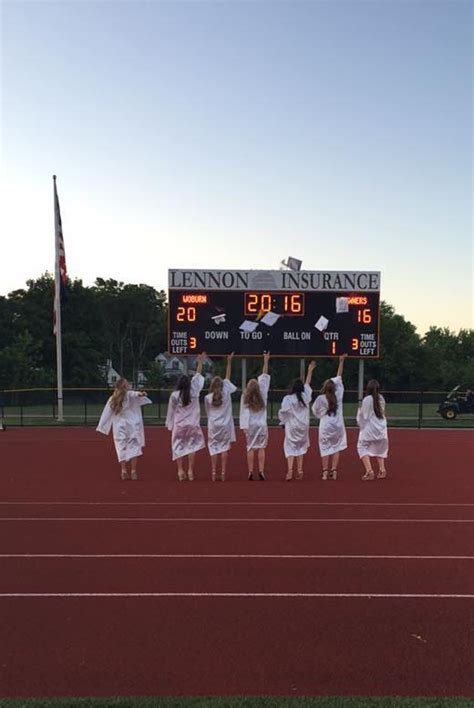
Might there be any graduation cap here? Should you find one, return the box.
[281,256,302,272]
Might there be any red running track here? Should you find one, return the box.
[0,427,473,697]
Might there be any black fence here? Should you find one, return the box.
[0,387,472,429]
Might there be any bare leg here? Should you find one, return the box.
[187,452,196,481]
[221,451,228,481]
[296,454,304,479]
[321,455,329,480]
[177,459,186,481]
[361,455,375,480]
[247,450,255,480]
[120,462,129,480]
[376,457,387,478]
[258,448,266,480]
[286,456,295,481]
[130,457,138,480]
[330,451,340,480]
[211,453,217,481]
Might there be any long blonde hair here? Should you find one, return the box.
[243,379,264,412]
[209,376,224,407]
[110,378,128,413]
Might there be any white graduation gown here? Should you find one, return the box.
[205,379,237,455]
[239,373,270,451]
[278,384,312,458]
[96,391,152,463]
[356,394,389,458]
[166,373,205,460]
[312,376,347,456]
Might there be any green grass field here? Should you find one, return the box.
[0,697,472,707]
[1,400,473,428]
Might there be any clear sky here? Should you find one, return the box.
[1,0,472,336]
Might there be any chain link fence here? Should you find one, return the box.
[0,387,472,428]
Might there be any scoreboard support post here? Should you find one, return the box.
[358,359,365,405]
[300,359,305,380]
[241,358,247,391]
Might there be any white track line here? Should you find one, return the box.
[1,592,473,599]
[1,501,473,507]
[0,553,472,560]
[0,517,473,523]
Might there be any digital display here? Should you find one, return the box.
[168,278,381,358]
[244,292,304,316]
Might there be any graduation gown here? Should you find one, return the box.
[96,391,152,462]
[166,373,205,460]
[278,384,312,458]
[204,379,237,455]
[312,375,347,456]
[356,394,389,458]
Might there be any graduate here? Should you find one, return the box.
[96,378,152,480]
[356,379,389,480]
[166,352,206,481]
[239,351,271,481]
[278,360,316,480]
[204,352,237,481]
[312,354,348,480]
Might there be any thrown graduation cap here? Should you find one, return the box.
[261,311,280,327]
[336,297,349,313]
[281,256,302,272]
[211,313,226,325]
[239,320,259,333]
[315,315,329,332]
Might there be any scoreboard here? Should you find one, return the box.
[168,269,381,358]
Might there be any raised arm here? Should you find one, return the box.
[196,352,206,375]
[305,360,316,386]
[262,351,270,375]
[337,353,348,378]
[225,352,234,380]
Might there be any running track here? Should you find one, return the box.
[0,427,473,697]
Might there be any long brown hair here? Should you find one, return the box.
[110,378,128,414]
[366,379,384,419]
[243,379,265,412]
[290,379,306,407]
[209,376,223,407]
[176,375,191,407]
[321,379,337,416]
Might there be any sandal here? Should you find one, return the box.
[362,471,375,481]
[212,472,217,482]
[221,472,226,482]
[330,469,338,481]
[322,470,329,481]
[120,470,129,481]
[285,471,293,481]
[187,471,194,481]
[296,471,304,480]
[177,470,186,482]
[377,469,387,479]
[130,471,138,481]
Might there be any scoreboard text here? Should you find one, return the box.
[168,269,380,358]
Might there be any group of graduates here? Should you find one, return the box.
[97,352,389,482]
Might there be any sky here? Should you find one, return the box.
[1,0,472,336]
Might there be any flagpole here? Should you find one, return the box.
[53,175,64,422]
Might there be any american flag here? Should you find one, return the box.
[53,177,68,335]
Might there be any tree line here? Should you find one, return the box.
[0,274,472,391]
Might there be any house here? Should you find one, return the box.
[99,359,122,387]
[154,353,214,383]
